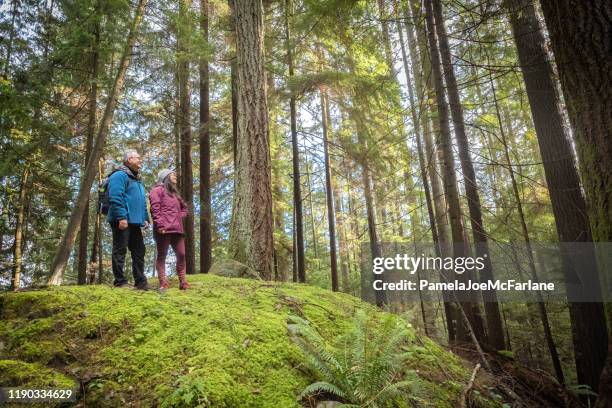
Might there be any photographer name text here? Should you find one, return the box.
[372,279,555,292]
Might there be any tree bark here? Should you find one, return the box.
[77,15,101,286]
[11,165,29,290]
[431,0,504,350]
[344,158,361,282]
[342,91,386,306]
[229,0,274,279]
[333,174,351,293]
[406,0,456,340]
[377,0,415,243]
[229,0,238,168]
[285,0,305,282]
[96,159,104,283]
[178,0,196,275]
[491,74,565,383]
[424,0,485,343]
[199,0,212,274]
[396,5,440,339]
[397,10,438,251]
[320,89,339,291]
[174,71,182,190]
[508,0,609,397]
[292,207,297,282]
[89,204,101,284]
[303,149,319,262]
[48,0,148,284]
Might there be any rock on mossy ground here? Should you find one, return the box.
[0,274,501,407]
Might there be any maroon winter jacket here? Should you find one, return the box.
[149,184,188,234]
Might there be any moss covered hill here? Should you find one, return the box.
[0,274,502,407]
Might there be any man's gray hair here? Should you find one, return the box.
[123,149,139,163]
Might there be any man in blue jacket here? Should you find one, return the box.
[107,149,150,289]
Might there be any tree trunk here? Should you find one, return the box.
[363,168,386,306]
[344,158,361,282]
[285,0,305,282]
[178,0,196,275]
[96,159,104,283]
[334,175,351,293]
[174,71,182,190]
[229,0,274,279]
[199,0,212,274]
[406,0,456,340]
[508,0,609,397]
[304,149,319,262]
[229,0,238,168]
[77,16,101,286]
[320,89,339,291]
[11,165,29,290]
[491,73,565,383]
[3,0,19,76]
[538,0,612,245]
[89,160,104,284]
[424,0,485,343]
[89,208,101,284]
[343,95,386,306]
[272,146,290,282]
[397,10,438,251]
[430,0,504,350]
[377,0,395,75]
[377,0,415,244]
[48,0,148,285]
[395,10,440,338]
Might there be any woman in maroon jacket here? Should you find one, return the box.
[149,169,190,290]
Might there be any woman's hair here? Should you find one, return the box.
[163,174,184,202]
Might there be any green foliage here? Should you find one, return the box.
[161,375,211,408]
[289,311,421,407]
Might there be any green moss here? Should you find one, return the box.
[14,340,69,365]
[0,274,494,407]
[0,360,75,388]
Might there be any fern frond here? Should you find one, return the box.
[298,381,347,400]
[291,309,424,407]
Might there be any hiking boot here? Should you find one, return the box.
[115,283,133,289]
[135,283,149,291]
[179,282,190,291]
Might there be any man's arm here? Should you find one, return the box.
[108,171,129,222]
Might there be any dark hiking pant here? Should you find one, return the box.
[111,222,147,288]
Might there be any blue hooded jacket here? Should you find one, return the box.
[106,165,150,226]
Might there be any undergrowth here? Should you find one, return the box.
[0,274,499,407]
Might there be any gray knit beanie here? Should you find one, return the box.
[156,169,173,184]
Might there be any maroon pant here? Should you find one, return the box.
[154,232,186,286]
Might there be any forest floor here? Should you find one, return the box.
[0,273,562,407]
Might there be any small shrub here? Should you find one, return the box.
[289,310,421,407]
[161,375,210,408]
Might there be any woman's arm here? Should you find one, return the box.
[179,197,189,218]
[148,187,162,226]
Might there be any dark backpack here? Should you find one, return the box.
[98,169,135,215]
